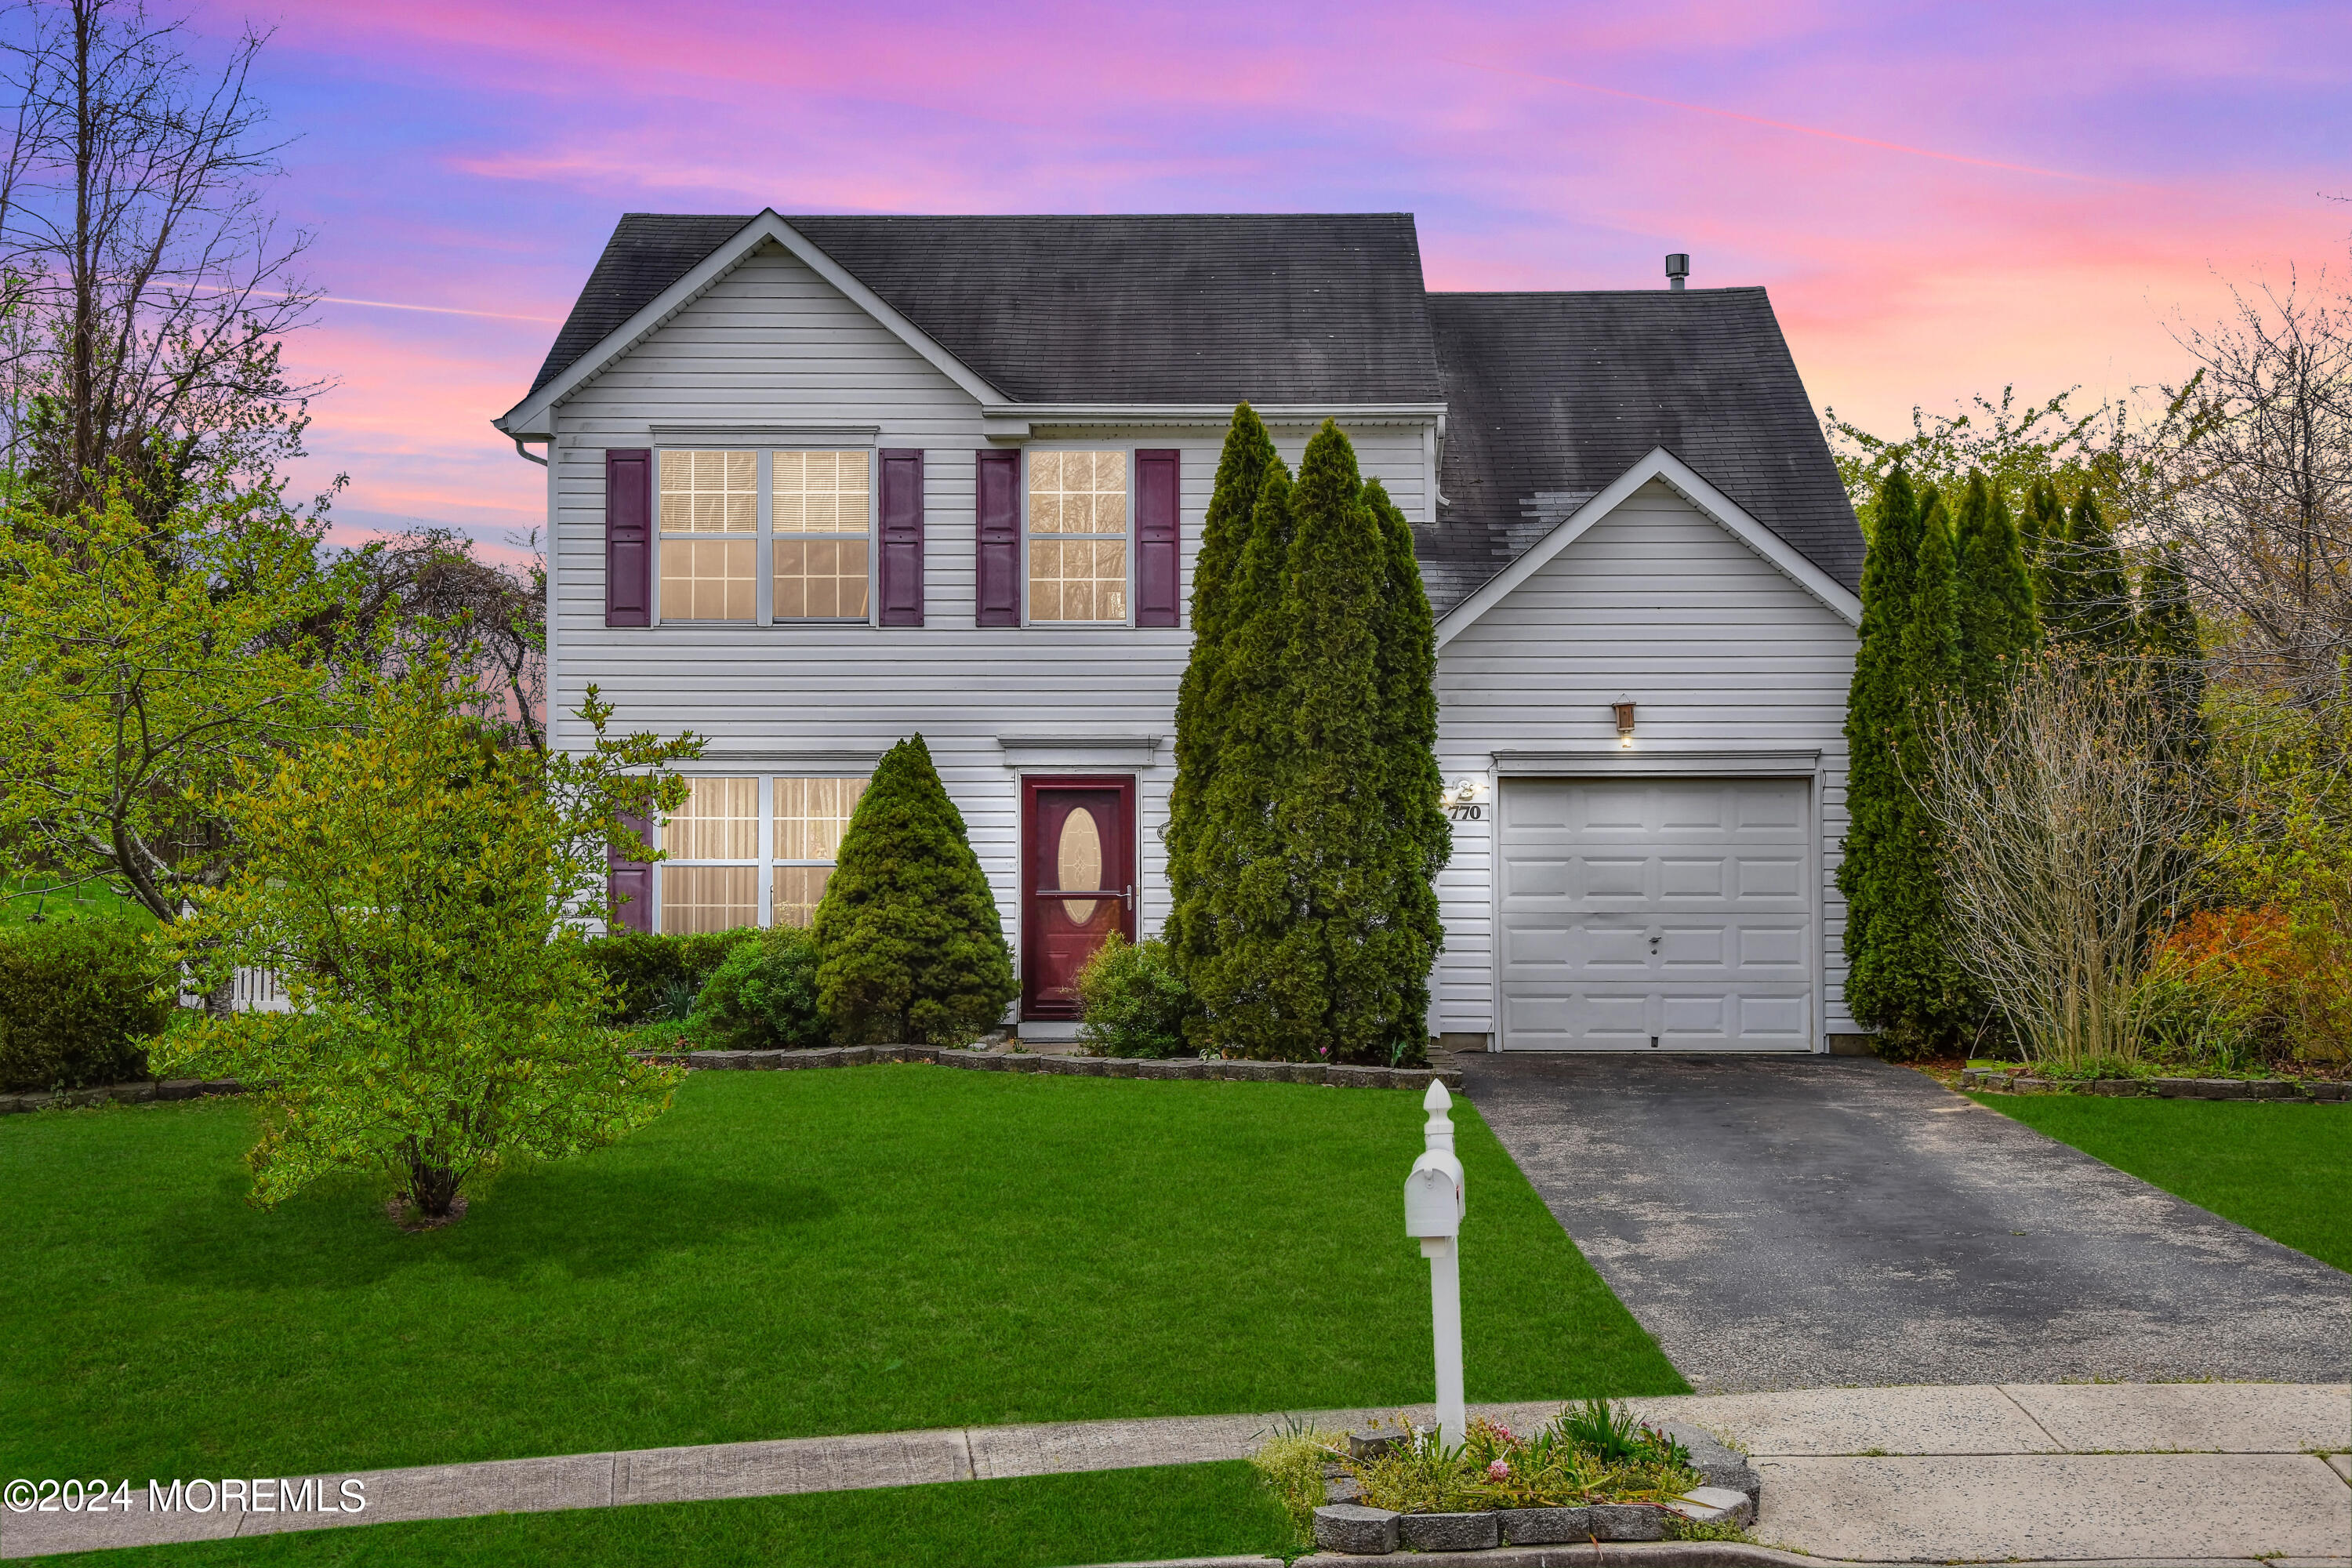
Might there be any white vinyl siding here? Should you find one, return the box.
[549,239,1436,994]
[1432,480,1857,1044]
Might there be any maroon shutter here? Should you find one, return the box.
[608,811,652,934]
[1134,448,1181,626]
[604,449,652,627]
[878,449,924,626]
[975,449,1021,626]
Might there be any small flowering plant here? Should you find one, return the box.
[1348,1401,1699,1515]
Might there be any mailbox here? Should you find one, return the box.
[1405,1156,1462,1239]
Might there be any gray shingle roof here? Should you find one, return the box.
[526,212,1443,405]
[1422,289,1862,612]
[521,214,1860,608]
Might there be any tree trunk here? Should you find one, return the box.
[402,1157,462,1220]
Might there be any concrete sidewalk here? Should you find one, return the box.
[5,1383,2345,1562]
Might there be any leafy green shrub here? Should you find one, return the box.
[1075,934,1192,1058]
[0,919,172,1091]
[583,930,751,1025]
[1247,1420,1345,1540]
[692,926,826,1049]
[813,735,1017,1047]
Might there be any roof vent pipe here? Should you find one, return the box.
[1665,253,1690,291]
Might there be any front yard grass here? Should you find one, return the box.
[37,1462,1292,1568]
[1971,1093,2352,1271]
[3,1067,1683,1487]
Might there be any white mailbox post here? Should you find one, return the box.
[1403,1079,1467,1448]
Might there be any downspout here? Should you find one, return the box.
[510,434,550,466]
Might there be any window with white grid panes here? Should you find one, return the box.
[1026,450,1128,622]
[659,776,759,934]
[771,776,868,927]
[771,451,871,620]
[658,451,757,621]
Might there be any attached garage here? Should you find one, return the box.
[1495,775,1817,1051]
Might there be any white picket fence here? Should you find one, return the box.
[177,967,291,1013]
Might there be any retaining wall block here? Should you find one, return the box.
[1398,1511,1500,1552]
[156,1080,204,1102]
[1002,1054,1044,1073]
[1585,1503,1666,1541]
[1102,1058,1143,1078]
[2309,1081,2348,1102]
[2246,1078,2300,1099]
[837,1047,876,1067]
[1327,1066,1383,1089]
[1653,1421,1762,1504]
[1064,1057,1109,1076]
[109,1083,157,1104]
[1500,1505,1591,1545]
[1312,1504,1399,1555]
[1665,1486,1755,1527]
[2085,1078,2146,1096]
[1348,1430,1405,1462]
[2154,1076,2251,1099]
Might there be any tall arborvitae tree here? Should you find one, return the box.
[1164,405,1279,979]
[2044,489,2136,657]
[1186,461,1298,1053]
[1840,470,1967,1055]
[1261,422,1391,1062]
[2138,543,2209,776]
[2019,477,2064,612]
[1954,470,2037,703]
[1362,476,1450,1065]
[812,735,1017,1047]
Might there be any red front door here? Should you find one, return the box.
[1022,776,1136,1019]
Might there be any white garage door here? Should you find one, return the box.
[1497,777,1814,1051]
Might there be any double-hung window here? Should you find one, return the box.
[655,448,873,624]
[771,777,867,927]
[1027,450,1128,623]
[659,452,757,620]
[654,775,869,932]
[659,777,760,933]
[772,452,871,621]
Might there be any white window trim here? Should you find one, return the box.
[652,445,878,629]
[1021,443,1135,629]
[652,771,872,931]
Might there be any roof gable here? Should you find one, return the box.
[518,212,1443,412]
[1419,288,1862,614]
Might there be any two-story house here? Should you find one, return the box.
[493,211,1865,1052]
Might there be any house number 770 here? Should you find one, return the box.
[1447,804,1483,821]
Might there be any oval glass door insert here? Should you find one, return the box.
[1057,806,1103,924]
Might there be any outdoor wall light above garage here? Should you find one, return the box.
[1613,698,1637,747]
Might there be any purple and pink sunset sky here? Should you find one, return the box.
[216,2,2347,557]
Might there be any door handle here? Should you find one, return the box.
[1123,884,1134,911]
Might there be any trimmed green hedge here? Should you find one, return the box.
[584,930,754,1025]
[0,919,172,1091]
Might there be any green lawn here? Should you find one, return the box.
[0,875,151,927]
[3,1067,1682,1489]
[34,1462,1294,1568]
[1972,1093,2352,1271]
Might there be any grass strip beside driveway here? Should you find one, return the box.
[1970,1092,2352,1272]
[3,1066,1683,1483]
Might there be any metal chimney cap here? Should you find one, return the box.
[1665,253,1690,290]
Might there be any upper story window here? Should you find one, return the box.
[1027,451,1127,623]
[772,452,871,621]
[659,451,757,621]
[655,449,873,624]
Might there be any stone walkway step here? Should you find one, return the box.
[5,1383,2345,1561]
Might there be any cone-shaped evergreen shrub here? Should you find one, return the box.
[1185,460,1298,1054]
[811,735,1015,1046]
[1364,477,1450,1065]
[2020,478,2063,612]
[2042,488,2135,658]
[1954,470,2036,705]
[1166,404,1279,978]
[1839,470,1969,1055]
[2138,543,2209,777]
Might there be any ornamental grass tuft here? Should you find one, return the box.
[1341,1403,1697,1515]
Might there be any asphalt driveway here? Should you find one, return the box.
[1460,1054,2351,1392]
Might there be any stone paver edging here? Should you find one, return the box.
[1959,1065,2350,1101]
[7,1384,2344,1562]
[0,1049,1461,1116]
[643,1044,1465,1091]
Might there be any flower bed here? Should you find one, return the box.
[1257,1402,1758,1555]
